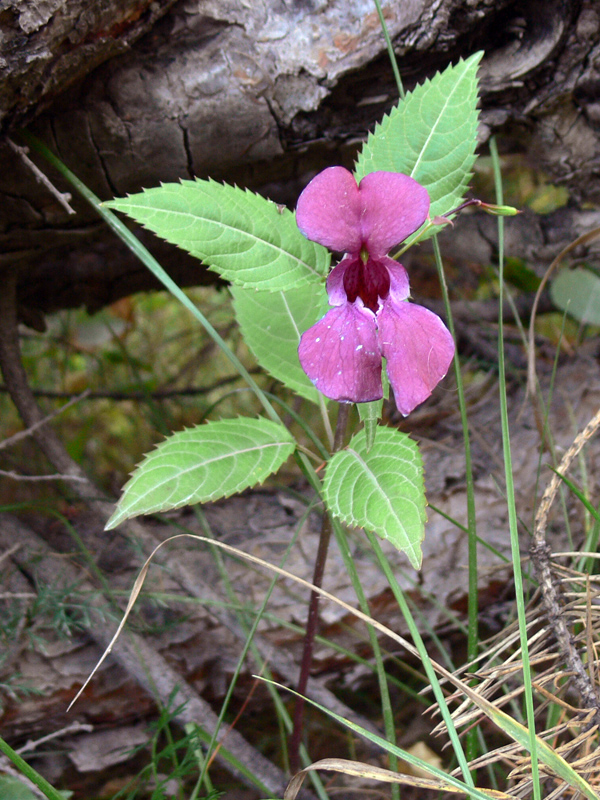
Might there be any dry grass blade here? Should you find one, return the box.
[283,757,516,800]
[79,531,599,800]
[430,562,600,797]
[530,405,600,725]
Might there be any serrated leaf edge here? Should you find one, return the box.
[106,417,295,528]
[324,429,426,567]
[106,179,329,289]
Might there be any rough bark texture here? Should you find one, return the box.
[1,0,599,318]
[0,0,180,128]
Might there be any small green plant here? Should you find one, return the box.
[4,4,598,798]
[112,701,223,800]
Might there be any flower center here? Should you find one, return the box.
[343,255,390,313]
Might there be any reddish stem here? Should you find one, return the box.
[289,403,350,772]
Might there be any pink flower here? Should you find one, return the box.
[296,167,454,415]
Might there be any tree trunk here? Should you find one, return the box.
[1,0,598,319]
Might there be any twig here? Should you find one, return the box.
[6,138,76,215]
[0,543,22,567]
[0,390,90,452]
[530,405,600,726]
[0,374,257,402]
[0,469,88,482]
[17,722,94,756]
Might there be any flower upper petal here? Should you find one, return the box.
[298,304,382,402]
[377,302,454,416]
[296,167,362,253]
[358,172,430,257]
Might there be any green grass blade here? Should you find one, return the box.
[364,531,474,787]
[0,736,66,800]
[432,233,479,766]
[490,136,541,799]
[263,680,498,800]
[552,468,600,522]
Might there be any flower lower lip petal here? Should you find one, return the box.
[298,304,383,403]
[378,301,455,416]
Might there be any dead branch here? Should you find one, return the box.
[6,139,75,215]
[0,469,87,481]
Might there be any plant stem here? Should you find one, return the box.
[289,403,350,772]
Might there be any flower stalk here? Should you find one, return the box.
[289,402,350,773]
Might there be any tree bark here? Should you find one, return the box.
[1,0,599,318]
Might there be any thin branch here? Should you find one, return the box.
[0,469,88,482]
[289,402,350,773]
[17,722,94,756]
[0,390,90,452]
[6,138,76,215]
[0,543,21,567]
[0,371,259,403]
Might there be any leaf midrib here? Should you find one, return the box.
[115,201,323,278]
[140,440,291,475]
[343,448,413,548]
[410,62,473,180]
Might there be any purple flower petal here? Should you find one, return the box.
[326,256,353,306]
[358,172,430,257]
[378,257,410,303]
[296,167,362,253]
[377,302,455,416]
[299,305,382,402]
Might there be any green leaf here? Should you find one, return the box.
[355,52,482,241]
[0,777,40,800]
[105,181,330,291]
[106,418,296,528]
[550,267,600,325]
[231,282,330,403]
[358,401,382,452]
[0,776,71,800]
[323,427,426,568]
